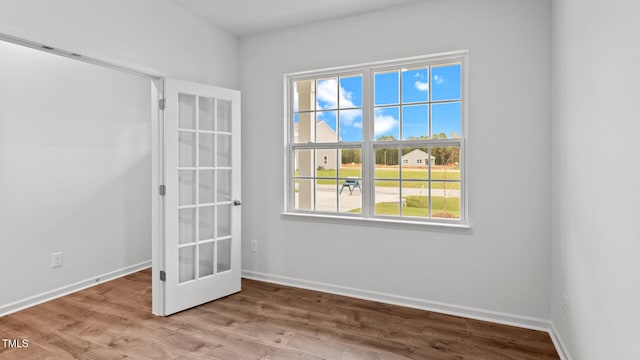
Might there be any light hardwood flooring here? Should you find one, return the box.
[0,269,559,359]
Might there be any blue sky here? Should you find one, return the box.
[294,64,461,142]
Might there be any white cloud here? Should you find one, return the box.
[374,109,398,136]
[414,80,429,91]
[434,75,444,85]
[316,79,360,125]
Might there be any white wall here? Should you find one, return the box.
[240,0,552,321]
[551,0,640,358]
[0,0,239,89]
[0,0,240,311]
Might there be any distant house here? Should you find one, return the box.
[401,149,434,167]
[293,120,341,170]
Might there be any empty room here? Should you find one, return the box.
[0,0,638,359]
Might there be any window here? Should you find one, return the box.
[285,51,467,225]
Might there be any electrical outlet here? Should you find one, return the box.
[563,294,569,313]
[52,252,63,268]
[250,240,258,253]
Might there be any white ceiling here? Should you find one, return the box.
[169,0,425,36]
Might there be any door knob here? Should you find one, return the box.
[233,199,242,206]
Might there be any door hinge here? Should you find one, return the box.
[160,270,166,282]
[159,185,166,196]
[158,99,166,110]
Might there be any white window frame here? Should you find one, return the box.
[283,51,469,228]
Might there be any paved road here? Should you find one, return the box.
[295,184,460,212]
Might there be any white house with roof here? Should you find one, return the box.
[293,120,341,170]
[401,149,434,167]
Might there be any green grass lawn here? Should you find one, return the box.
[308,167,460,189]
[349,195,460,218]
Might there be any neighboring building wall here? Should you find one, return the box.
[402,149,433,167]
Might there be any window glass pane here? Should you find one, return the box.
[294,112,315,143]
[199,96,215,131]
[339,148,362,178]
[339,109,362,142]
[431,145,461,174]
[402,181,429,218]
[295,179,314,210]
[374,71,399,105]
[315,149,337,177]
[402,68,428,103]
[294,79,315,112]
[401,147,429,180]
[432,102,461,139]
[294,149,314,177]
[431,181,461,219]
[339,75,362,108]
[375,147,399,179]
[315,179,337,212]
[374,107,399,140]
[374,180,400,216]
[317,78,338,110]
[316,111,337,143]
[431,64,461,101]
[402,104,429,140]
[339,178,362,214]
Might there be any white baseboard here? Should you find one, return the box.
[549,322,572,360]
[242,270,551,331]
[0,260,151,317]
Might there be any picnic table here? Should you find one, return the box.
[339,178,361,195]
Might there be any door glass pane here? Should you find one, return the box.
[178,208,195,245]
[217,170,232,202]
[179,246,196,283]
[178,170,195,206]
[199,96,215,131]
[217,204,231,237]
[199,242,214,278]
[217,239,231,273]
[178,132,196,167]
[217,99,232,132]
[199,206,215,241]
[199,170,215,204]
[178,94,196,129]
[217,134,231,167]
[199,133,215,167]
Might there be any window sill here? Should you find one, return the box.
[280,211,472,231]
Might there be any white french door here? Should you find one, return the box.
[161,78,241,315]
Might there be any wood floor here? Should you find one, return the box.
[0,269,559,359]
